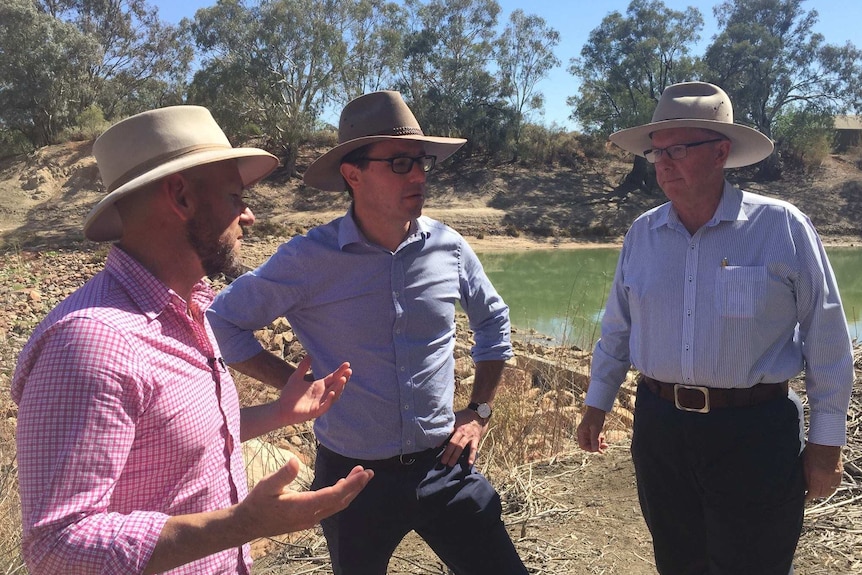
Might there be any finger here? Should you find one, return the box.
[597,432,608,454]
[256,456,300,493]
[295,355,313,379]
[440,443,462,467]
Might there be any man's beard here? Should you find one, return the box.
[186,213,245,279]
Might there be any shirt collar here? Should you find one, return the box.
[652,180,748,232]
[105,245,214,321]
[338,204,428,251]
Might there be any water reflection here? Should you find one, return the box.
[478,247,862,348]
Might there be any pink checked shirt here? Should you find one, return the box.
[12,246,251,574]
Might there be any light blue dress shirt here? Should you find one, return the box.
[587,182,855,445]
[208,209,512,459]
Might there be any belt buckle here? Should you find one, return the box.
[673,384,710,413]
[399,453,416,465]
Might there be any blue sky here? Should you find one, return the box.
[153,0,861,129]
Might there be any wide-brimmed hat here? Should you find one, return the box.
[609,82,774,168]
[84,106,279,242]
[303,91,466,191]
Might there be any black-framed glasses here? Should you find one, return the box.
[643,139,725,163]
[361,154,437,174]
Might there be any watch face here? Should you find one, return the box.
[476,403,492,419]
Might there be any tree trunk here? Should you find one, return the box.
[620,155,651,192]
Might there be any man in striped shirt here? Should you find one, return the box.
[577,82,854,574]
[12,106,372,574]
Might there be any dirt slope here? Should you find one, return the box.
[1,140,860,250]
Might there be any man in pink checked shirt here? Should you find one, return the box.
[11,106,372,575]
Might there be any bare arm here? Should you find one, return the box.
[441,359,506,466]
[145,459,372,574]
[229,349,298,390]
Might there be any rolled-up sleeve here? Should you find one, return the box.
[458,239,513,363]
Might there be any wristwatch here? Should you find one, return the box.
[468,401,493,419]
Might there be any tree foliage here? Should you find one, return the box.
[567,0,704,191]
[568,0,704,137]
[399,0,507,157]
[0,0,190,148]
[0,0,100,147]
[495,9,561,157]
[705,0,862,139]
[188,0,399,174]
[335,0,407,104]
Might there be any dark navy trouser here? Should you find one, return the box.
[311,444,528,575]
[631,382,806,575]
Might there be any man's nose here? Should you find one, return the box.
[407,161,427,182]
[239,206,255,226]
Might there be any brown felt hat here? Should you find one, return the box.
[303,91,466,191]
[609,82,774,168]
[84,106,279,242]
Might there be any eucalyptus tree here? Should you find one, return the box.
[335,0,407,105]
[61,0,192,118]
[0,0,189,148]
[494,9,561,160]
[567,0,703,191]
[188,0,383,174]
[0,0,99,147]
[704,0,862,175]
[400,0,506,156]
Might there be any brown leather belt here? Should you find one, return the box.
[639,375,789,413]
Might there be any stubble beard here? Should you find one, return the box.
[187,214,245,279]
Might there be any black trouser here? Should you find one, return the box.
[631,382,805,575]
[311,444,528,575]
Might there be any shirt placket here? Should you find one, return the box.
[186,297,250,574]
[390,254,416,454]
[681,236,699,384]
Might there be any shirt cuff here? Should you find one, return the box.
[807,411,847,446]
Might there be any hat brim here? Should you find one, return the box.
[84,148,278,242]
[609,119,774,168]
[303,134,467,191]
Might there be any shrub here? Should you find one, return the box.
[61,104,111,142]
[0,129,33,159]
[773,108,834,173]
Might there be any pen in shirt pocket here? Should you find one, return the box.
[721,257,729,268]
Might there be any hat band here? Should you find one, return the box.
[360,126,424,139]
[107,143,233,192]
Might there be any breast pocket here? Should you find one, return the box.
[716,266,766,318]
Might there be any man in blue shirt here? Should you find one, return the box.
[208,91,527,574]
[577,82,855,574]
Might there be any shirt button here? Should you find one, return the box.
[404,404,409,410]
[400,366,406,371]
[406,440,412,445]
[396,328,401,334]
[687,309,691,316]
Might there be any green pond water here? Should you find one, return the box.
[477,247,862,349]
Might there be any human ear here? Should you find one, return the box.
[162,173,196,221]
[339,162,362,189]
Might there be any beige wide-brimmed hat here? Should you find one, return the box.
[84,106,279,242]
[609,82,774,168]
[303,91,466,191]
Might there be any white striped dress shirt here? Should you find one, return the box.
[587,182,855,445]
